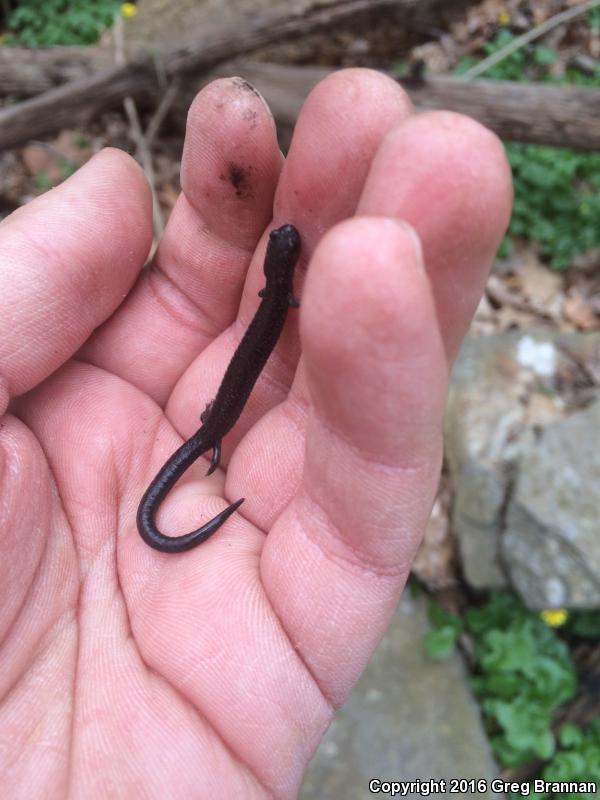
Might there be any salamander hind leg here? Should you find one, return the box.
[206,440,221,476]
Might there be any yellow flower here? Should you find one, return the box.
[540,608,568,627]
[121,2,137,18]
[498,11,510,26]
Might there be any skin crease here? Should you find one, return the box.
[0,69,512,798]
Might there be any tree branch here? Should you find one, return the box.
[207,61,600,151]
[1,0,598,152]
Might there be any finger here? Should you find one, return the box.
[0,415,75,646]
[260,217,447,706]
[275,68,413,244]
[84,69,414,474]
[84,69,412,431]
[80,77,284,406]
[358,111,512,361]
[224,94,510,533]
[0,149,152,406]
[156,68,414,459]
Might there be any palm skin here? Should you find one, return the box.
[0,70,511,799]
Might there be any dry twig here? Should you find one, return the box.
[461,0,600,80]
[113,12,164,238]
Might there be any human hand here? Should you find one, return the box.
[0,70,511,798]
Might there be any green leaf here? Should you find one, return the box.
[428,602,463,634]
[544,750,588,781]
[558,723,584,749]
[7,0,121,46]
[424,626,458,659]
[453,28,600,270]
[534,46,557,65]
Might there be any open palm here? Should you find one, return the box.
[0,70,511,798]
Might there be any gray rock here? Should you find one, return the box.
[445,335,529,590]
[503,396,600,609]
[445,331,600,605]
[300,592,502,800]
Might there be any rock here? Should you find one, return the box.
[412,478,458,591]
[446,330,600,609]
[503,396,600,609]
[300,592,502,800]
[445,334,529,590]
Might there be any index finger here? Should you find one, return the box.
[79,71,412,425]
[79,78,284,407]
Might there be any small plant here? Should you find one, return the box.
[454,28,555,82]
[424,591,600,793]
[466,592,577,767]
[424,601,464,659]
[31,154,78,191]
[425,592,578,768]
[532,720,600,799]
[6,0,121,47]
[456,27,600,269]
[506,144,600,269]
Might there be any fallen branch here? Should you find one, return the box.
[113,12,164,238]
[0,0,473,149]
[0,0,421,93]
[1,0,599,151]
[461,0,600,80]
[485,275,559,322]
[405,72,600,151]
[205,61,600,151]
[1,0,471,99]
[0,46,99,96]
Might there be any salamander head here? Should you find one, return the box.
[270,224,300,254]
[264,224,301,283]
